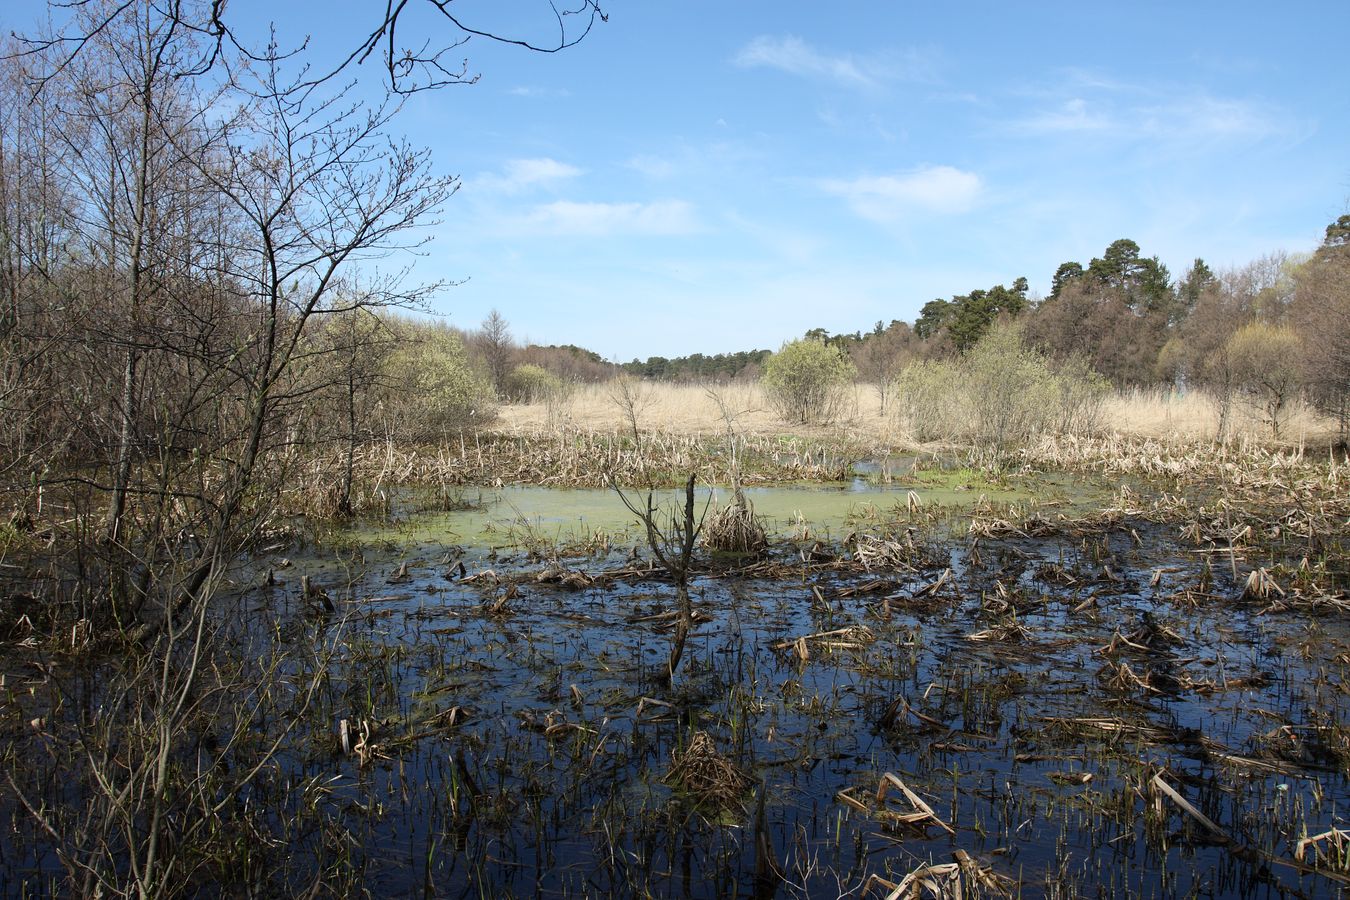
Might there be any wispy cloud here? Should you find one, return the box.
[626,154,677,179]
[510,200,699,236]
[820,166,982,222]
[475,158,582,194]
[732,35,934,90]
[1140,95,1280,139]
[1011,74,1288,143]
[506,85,571,98]
[1019,98,1112,134]
[734,35,875,88]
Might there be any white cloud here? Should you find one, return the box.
[733,35,878,89]
[513,200,699,236]
[820,166,982,222]
[475,158,582,194]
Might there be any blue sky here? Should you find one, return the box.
[9,2,1349,360]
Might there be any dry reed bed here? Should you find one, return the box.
[966,438,1350,613]
[284,428,865,514]
[498,380,1338,445]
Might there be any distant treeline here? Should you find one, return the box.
[458,224,1349,443]
[619,349,772,381]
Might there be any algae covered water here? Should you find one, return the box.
[360,464,1104,550]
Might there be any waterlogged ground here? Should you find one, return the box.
[237,470,1350,898]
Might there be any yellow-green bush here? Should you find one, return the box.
[380,324,496,438]
[1225,321,1302,439]
[762,338,856,424]
[504,364,571,404]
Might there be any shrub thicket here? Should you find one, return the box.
[893,323,1108,449]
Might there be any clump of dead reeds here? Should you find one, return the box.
[702,487,767,554]
[663,731,752,810]
[852,532,920,571]
[862,849,1014,899]
[1243,566,1285,601]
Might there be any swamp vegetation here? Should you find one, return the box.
[2,2,1349,896]
[4,436,1350,898]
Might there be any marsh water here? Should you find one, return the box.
[222,468,1350,898]
[6,468,1350,897]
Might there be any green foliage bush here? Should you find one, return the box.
[893,323,1108,450]
[762,338,857,424]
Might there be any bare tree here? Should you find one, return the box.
[0,42,80,498]
[308,304,399,515]
[16,0,607,95]
[850,322,913,415]
[45,1,208,543]
[608,374,706,680]
[1292,233,1350,440]
[474,307,515,395]
[149,39,457,623]
[1,9,455,890]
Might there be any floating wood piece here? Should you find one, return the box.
[1296,827,1350,863]
[966,620,1032,643]
[853,534,919,572]
[535,563,593,589]
[460,568,498,584]
[770,626,876,658]
[486,583,518,616]
[433,705,467,728]
[836,579,893,599]
[878,772,956,836]
[635,696,674,721]
[914,568,951,598]
[883,863,961,899]
[1151,773,1229,841]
